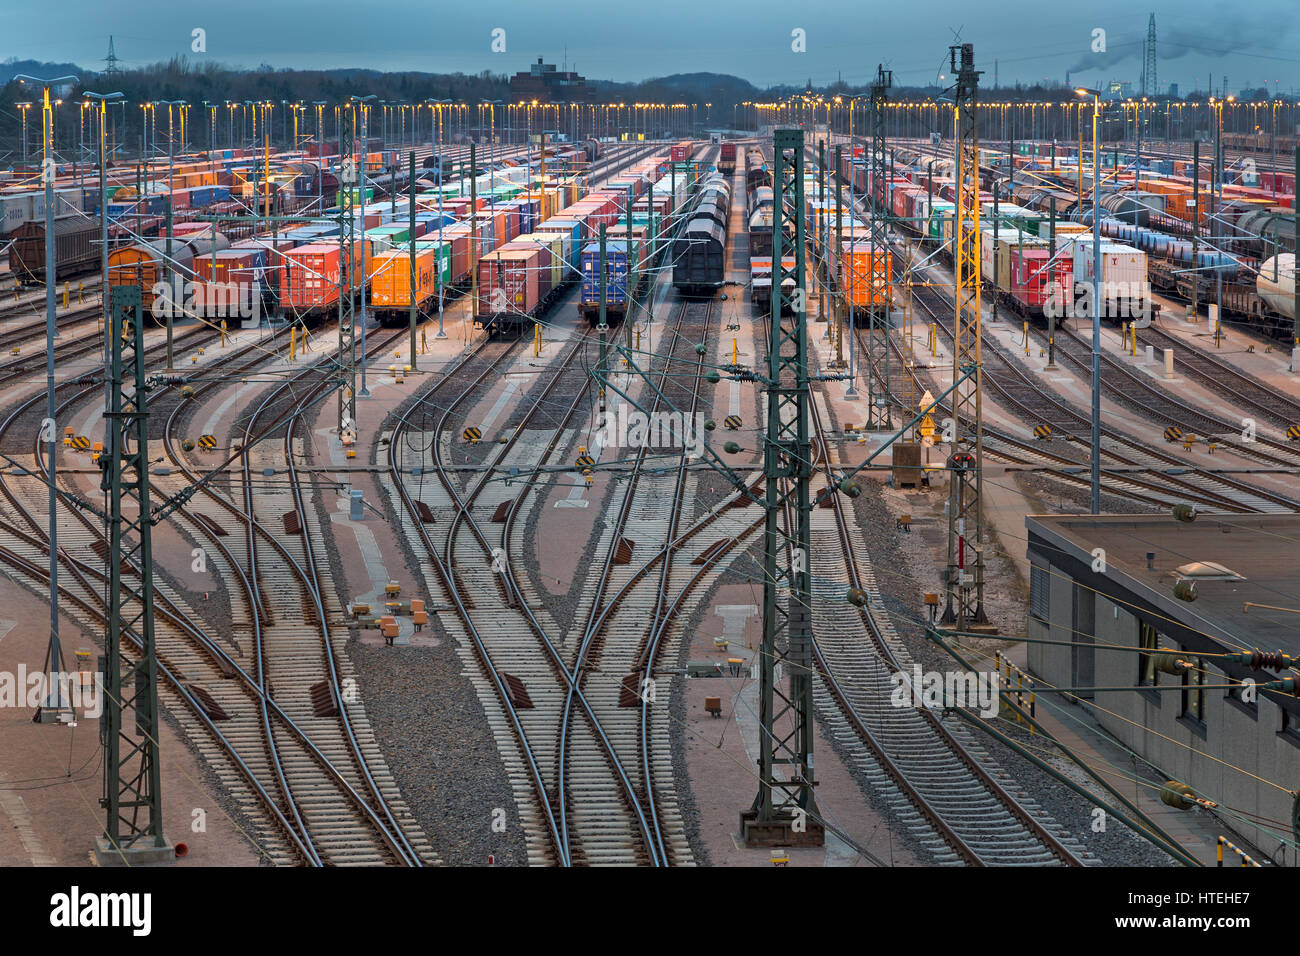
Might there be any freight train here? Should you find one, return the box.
[881,144,1297,332]
[718,142,737,176]
[672,172,731,294]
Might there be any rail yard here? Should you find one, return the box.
[1,3,1298,936]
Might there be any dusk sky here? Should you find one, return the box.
[6,0,1299,93]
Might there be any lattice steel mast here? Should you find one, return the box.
[337,102,360,434]
[866,65,894,427]
[1142,15,1157,98]
[742,128,823,847]
[941,43,994,632]
[96,286,170,863]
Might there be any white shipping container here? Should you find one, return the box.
[52,189,83,215]
[0,194,30,233]
[1071,237,1149,317]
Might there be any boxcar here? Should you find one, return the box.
[8,216,101,284]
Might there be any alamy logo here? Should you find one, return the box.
[1043,280,1152,321]
[0,666,102,718]
[151,280,261,322]
[594,407,706,458]
[50,886,151,936]
[889,664,1000,718]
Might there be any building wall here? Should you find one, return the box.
[1027,549,1300,865]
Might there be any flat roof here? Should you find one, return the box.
[1026,513,1300,655]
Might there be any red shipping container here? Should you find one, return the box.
[279,243,341,310]
[476,248,542,318]
[1009,246,1072,313]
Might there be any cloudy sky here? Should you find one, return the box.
[7,0,1299,93]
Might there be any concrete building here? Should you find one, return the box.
[1025,512,1300,865]
[508,57,593,103]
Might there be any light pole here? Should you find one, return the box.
[350,95,378,394]
[157,100,187,371]
[85,90,125,468]
[15,72,79,720]
[1077,88,1103,515]
[429,98,451,338]
[16,102,32,163]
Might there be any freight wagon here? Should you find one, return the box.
[371,244,452,323]
[8,217,103,284]
[579,239,645,326]
[673,189,729,294]
[718,142,737,175]
[108,231,232,315]
[476,246,554,337]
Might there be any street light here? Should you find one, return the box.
[84,90,125,484]
[1076,87,1103,515]
[156,99,187,371]
[349,94,378,393]
[14,71,79,720]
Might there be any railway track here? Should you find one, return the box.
[1136,322,1300,431]
[0,312,436,864]
[879,229,1300,513]
[564,297,718,867]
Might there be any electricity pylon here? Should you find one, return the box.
[742,128,823,847]
[941,43,995,633]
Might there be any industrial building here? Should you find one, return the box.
[1026,512,1300,865]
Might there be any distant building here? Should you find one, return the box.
[1168,82,1179,99]
[508,57,593,103]
[1106,80,1134,101]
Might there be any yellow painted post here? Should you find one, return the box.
[636,327,641,354]
[1216,837,1224,866]
[63,283,69,308]
[290,326,297,362]
[733,336,738,366]
[77,282,83,303]
[421,326,427,355]
[1022,321,1030,355]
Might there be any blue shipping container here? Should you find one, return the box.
[581,242,631,305]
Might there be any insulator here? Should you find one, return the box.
[1173,580,1197,602]
[703,419,716,431]
[1159,780,1196,810]
[846,587,868,607]
[704,370,721,384]
[838,478,861,498]
[1153,652,1190,676]
[723,441,741,454]
[1172,503,1197,522]
[694,343,707,355]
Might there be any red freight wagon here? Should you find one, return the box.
[438,225,473,283]
[1008,245,1072,316]
[476,247,546,335]
[892,186,924,221]
[279,243,342,311]
[193,249,260,317]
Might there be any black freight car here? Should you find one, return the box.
[8,216,102,284]
[673,175,731,293]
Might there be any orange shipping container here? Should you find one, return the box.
[838,243,891,309]
[370,248,438,308]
